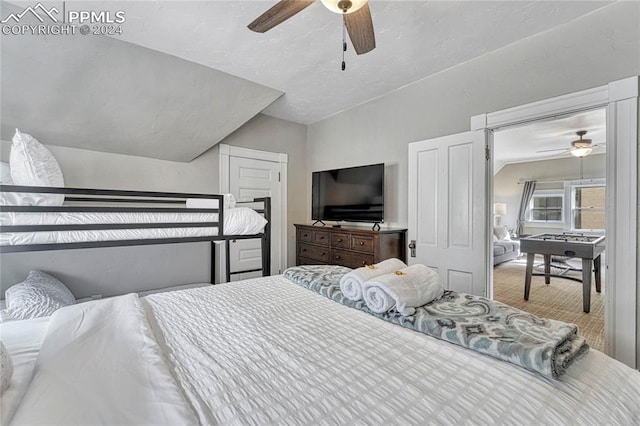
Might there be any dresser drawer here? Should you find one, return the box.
[331,249,374,269]
[351,235,375,253]
[298,243,329,262]
[331,233,349,249]
[312,230,330,246]
[297,228,313,243]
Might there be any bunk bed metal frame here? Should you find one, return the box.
[0,185,271,284]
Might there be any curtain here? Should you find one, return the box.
[516,181,536,237]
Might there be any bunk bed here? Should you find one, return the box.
[0,184,271,283]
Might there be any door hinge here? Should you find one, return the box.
[485,146,490,161]
[278,172,281,182]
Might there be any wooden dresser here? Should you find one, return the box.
[295,224,407,269]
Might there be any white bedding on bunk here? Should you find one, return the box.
[7,276,639,425]
[0,207,265,246]
[0,316,50,425]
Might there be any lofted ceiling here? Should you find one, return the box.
[1,1,614,161]
[110,0,613,124]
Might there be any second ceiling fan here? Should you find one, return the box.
[537,130,605,158]
[248,0,376,56]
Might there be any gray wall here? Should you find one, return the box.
[0,113,306,298]
[307,2,640,229]
[494,154,606,235]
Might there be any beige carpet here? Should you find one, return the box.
[493,257,604,351]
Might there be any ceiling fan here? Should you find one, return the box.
[248,0,376,58]
[536,130,605,158]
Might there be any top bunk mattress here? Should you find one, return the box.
[0,207,265,247]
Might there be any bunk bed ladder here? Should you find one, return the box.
[221,197,271,283]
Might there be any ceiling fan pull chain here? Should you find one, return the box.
[342,18,347,71]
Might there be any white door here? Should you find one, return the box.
[408,130,489,296]
[227,155,283,281]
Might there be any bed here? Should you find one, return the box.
[0,184,271,282]
[2,269,638,425]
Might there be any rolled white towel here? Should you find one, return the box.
[186,194,236,210]
[339,258,407,301]
[362,264,444,316]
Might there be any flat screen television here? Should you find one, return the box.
[312,163,384,223]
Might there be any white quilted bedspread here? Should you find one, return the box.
[144,276,640,425]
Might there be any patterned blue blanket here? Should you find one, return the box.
[283,265,589,379]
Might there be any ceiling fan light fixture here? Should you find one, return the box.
[570,146,593,157]
[570,131,593,157]
[321,0,367,14]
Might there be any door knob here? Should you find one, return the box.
[408,240,416,258]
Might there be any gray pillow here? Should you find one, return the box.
[2,271,75,321]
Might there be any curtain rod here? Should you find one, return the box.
[516,178,605,185]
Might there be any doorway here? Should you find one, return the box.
[491,108,607,350]
[471,76,638,367]
[219,144,288,282]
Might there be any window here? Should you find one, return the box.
[527,192,563,222]
[572,185,605,231]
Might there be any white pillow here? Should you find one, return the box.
[0,342,12,394]
[224,207,268,235]
[9,129,64,206]
[493,234,499,243]
[0,161,11,183]
[3,271,75,321]
[1,161,27,206]
[493,225,511,241]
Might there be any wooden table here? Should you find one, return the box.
[519,233,605,313]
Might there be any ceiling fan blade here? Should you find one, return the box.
[248,0,316,33]
[344,3,376,55]
[536,148,570,153]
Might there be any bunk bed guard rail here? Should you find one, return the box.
[0,185,271,283]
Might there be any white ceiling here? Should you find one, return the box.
[0,0,615,162]
[493,108,606,166]
[108,0,613,124]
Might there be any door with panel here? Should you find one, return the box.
[227,155,283,281]
[408,130,490,296]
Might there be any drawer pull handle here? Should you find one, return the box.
[303,234,308,237]
[338,238,343,243]
[361,261,367,265]
[359,241,365,246]
[320,236,324,240]
[335,255,341,260]
[321,252,326,256]
[302,248,307,252]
